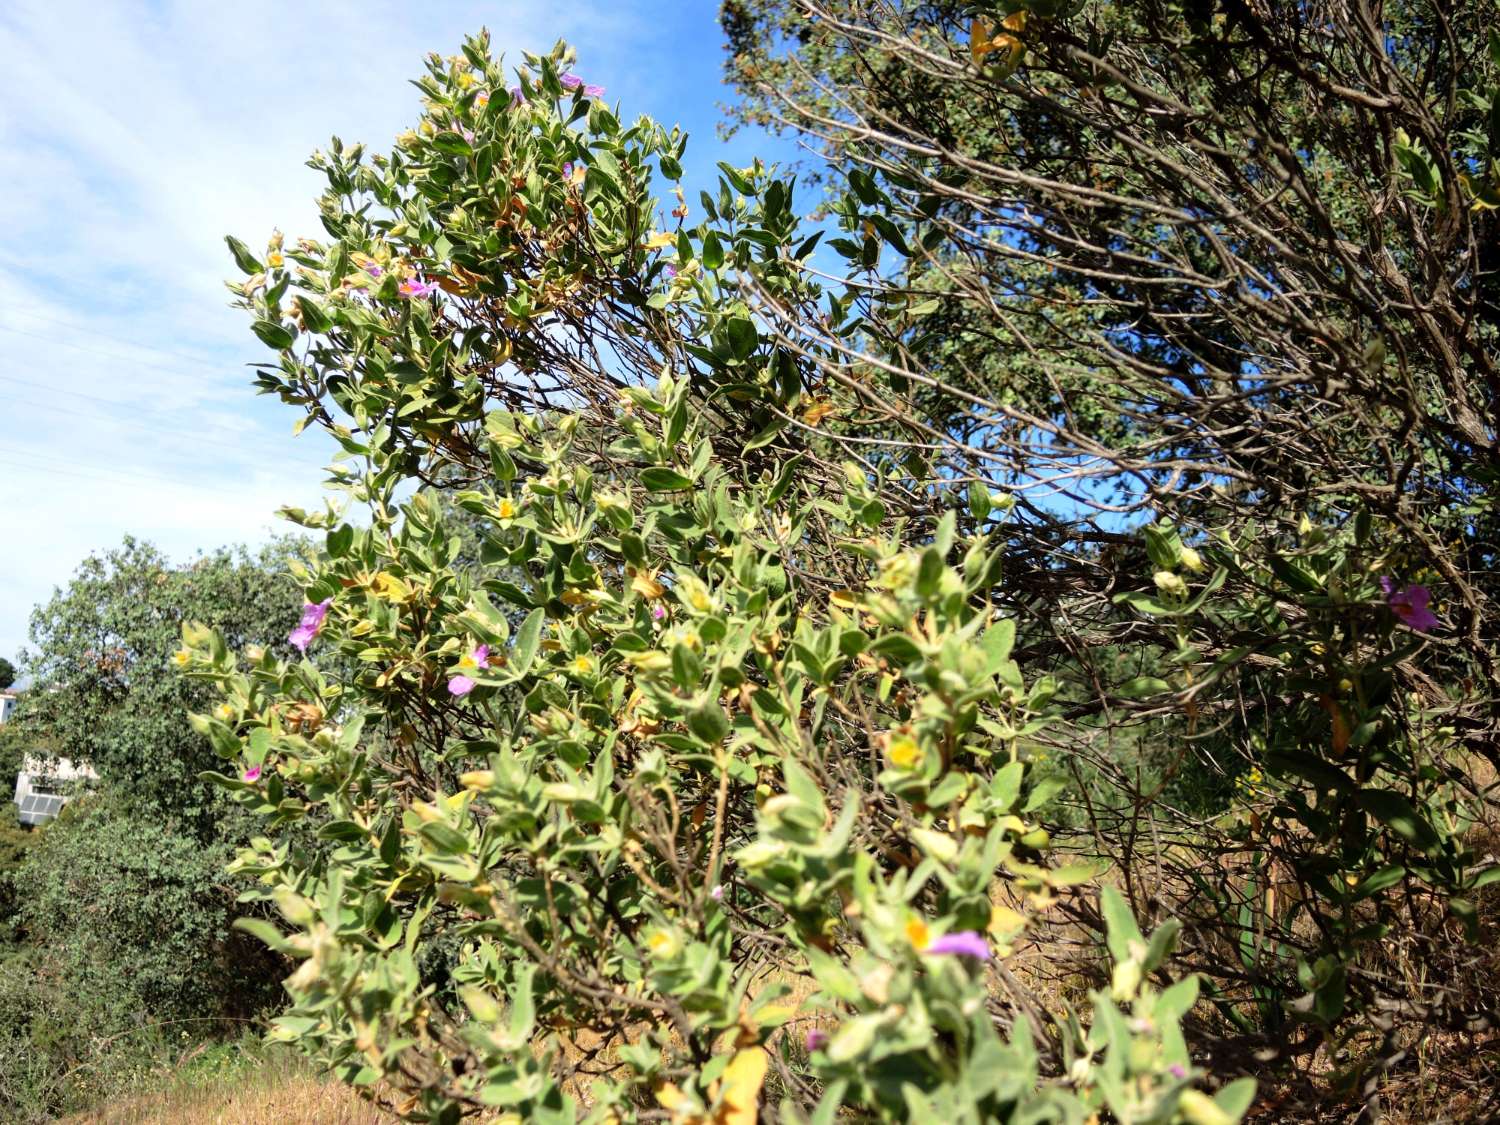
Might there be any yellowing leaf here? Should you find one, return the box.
[645,232,676,250]
[716,1046,768,1125]
[632,571,666,598]
[801,397,836,426]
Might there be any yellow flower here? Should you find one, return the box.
[1179,547,1205,573]
[215,703,236,722]
[571,655,595,676]
[644,232,675,250]
[645,928,681,959]
[904,917,930,950]
[888,734,924,770]
[266,251,284,269]
[496,497,517,519]
[171,648,192,667]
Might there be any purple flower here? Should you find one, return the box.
[709,884,723,901]
[243,764,262,783]
[509,86,524,105]
[288,599,332,653]
[448,675,476,697]
[472,644,491,669]
[651,605,667,621]
[804,1028,829,1053]
[399,278,438,299]
[1380,577,1439,632]
[560,72,605,97]
[1169,1063,1188,1080]
[663,264,677,279]
[924,931,991,960]
[367,264,383,279]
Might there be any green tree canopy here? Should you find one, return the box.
[20,537,307,835]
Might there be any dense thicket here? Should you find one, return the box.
[182,5,1500,1122]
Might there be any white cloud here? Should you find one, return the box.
[0,0,616,660]
[0,0,774,663]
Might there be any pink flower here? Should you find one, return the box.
[804,1029,829,1053]
[1380,577,1439,632]
[651,605,667,621]
[447,645,490,697]
[288,599,332,653]
[924,931,991,960]
[663,264,677,279]
[243,764,262,783]
[709,884,723,901]
[1169,1063,1188,1080]
[399,278,438,299]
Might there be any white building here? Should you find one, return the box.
[12,755,96,827]
[0,692,15,724]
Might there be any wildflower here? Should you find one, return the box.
[215,703,235,722]
[904,917,931,950]
[243,764,262,782]
[804,1029,829,1053]
[1169,1063,1188,1080]
[267,251,284,269]
[509,86,524,105]
[645,927,681,959]
[1179,546,1205,573]
[925,931,991,960]
[651,605,667,621]
[496,497,517,519]
[449,644,490,697]
[288,599,332,653]
[559,73,605,97]
[1380,577,1438,631]
[888,733,924,770]
[571,654,595,676]
[171,648,192,667]
[399,278,438,299]
[562,161,585,186]
[475,90,490,108]
[644,232,675,250]
[709,884,724,901]
[663,263,677,280]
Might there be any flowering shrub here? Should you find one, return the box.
[178,35,1258,1124]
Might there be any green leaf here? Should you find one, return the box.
[508,608,545,678]
[226,235,263,275]
[702,231,725,270]
[1214,1077,1258,1118]
[252,319,295,350]
[432,131,474,155]
[1099,885,1144,963]
[640,467,695,491]
[1355,789,1442,855]
[295,296,333,334]
[1118,676,1172,698]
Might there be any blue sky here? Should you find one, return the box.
[0,1,788,663]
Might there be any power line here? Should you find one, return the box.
[0,315,230,371]
[0,385,330,472]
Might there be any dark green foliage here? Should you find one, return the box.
[19,537,307,836]
[0,658,15,690]
[13,799,278,1024]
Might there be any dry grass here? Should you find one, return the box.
[58,1052,392,1125]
